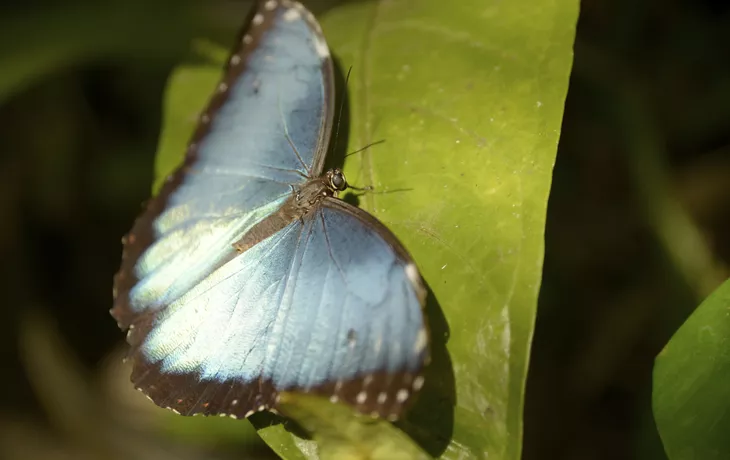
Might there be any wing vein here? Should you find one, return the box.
[262,219,311,387]
[278,90,312,176]
[319,208,348,284]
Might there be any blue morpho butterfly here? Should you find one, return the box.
[111,0,429,422]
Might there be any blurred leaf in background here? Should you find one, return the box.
[525,1,730,459]
[653,278,730,460]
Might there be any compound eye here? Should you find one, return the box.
[331,171,346,191]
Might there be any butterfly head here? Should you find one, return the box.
[326,168,348,193]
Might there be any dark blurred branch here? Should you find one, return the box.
[620,91,727,298]
[575,41,727,301]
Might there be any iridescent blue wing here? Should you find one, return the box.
[112,1,333,328]
[130,197,428,420]
[113,0,428,421]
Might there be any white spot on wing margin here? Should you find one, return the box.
[413,375,425,391]
[405,262,420,289]
[283,8,301,22]
[405,262,427,304]
[281,2,329,59]
[312,35,330,59]
[413,328,427,354]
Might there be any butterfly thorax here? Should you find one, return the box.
[233,169,347,254]
[294,168,347,207]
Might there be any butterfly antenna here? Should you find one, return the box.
[349,186,412,196]
[345,140,385,192]
[332,66,353,156]
[344,139,385,158]
[348,184,374,192]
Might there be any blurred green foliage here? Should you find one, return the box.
[1,0,729,459]
[653,278,730,460]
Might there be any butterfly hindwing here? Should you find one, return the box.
[130,198,427,419]
[282,199,429,419]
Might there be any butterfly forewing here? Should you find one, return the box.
[112,0,333,328]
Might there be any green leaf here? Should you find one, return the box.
[257,418,317,460]
[319,1,576,459]
[257,393,430,460]
[154,0,577,458]
[653,278,730,460]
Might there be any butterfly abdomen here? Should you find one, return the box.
[233,175,331,253]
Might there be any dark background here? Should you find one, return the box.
[1,0,728,459]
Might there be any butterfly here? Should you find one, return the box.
[111,0,429,422]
